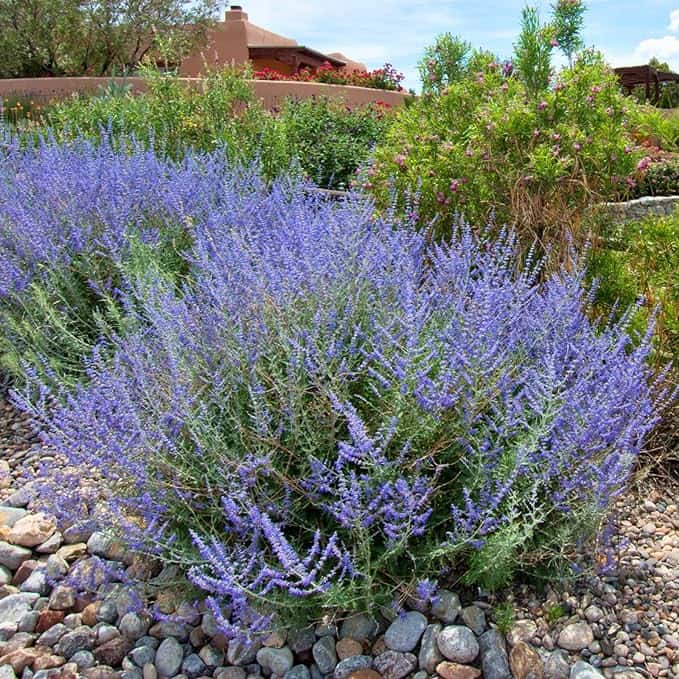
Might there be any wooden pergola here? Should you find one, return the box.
[615,65,679,103]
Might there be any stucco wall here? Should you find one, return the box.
[0,77,409,110]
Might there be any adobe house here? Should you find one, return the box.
[180,6,367,77]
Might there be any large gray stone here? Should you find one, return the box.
[437,625,479,664]
[130,646,156,668]
[181,653,207,679]
[384,611,427,652]
[431,591,462,624]
[0,593,39,625]
[460,606,486,636]
[284,666,311,679]
[0,665,17,679]
[312,635,338,674]
[0,507,28,527]
[0,541,32,570]
[256,646,294,676]
[557,623,594,652]
[333,655,373,679]
[569,661,603,679]
[119,612,150,640]
[373,651,417,679]
[226,638,261,666]
[19,569,49,595]
[55,626,95,659]
[479,629,511,679]
[288,628,316,653]
[544,650,570,679]
[339,614,378,641]
[155,637,184,677]
[418,624,443,673]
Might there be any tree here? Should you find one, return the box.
[551,0,586,67]
[418,34,498,95]
[514,6,554,100]
[0,0,221,77]
[418,34,472,95]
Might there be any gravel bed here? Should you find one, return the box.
[1,397,677,679]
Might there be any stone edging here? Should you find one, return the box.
[601,195,679,223]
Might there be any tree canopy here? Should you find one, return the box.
[0,0,220,77]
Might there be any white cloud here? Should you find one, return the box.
[669,9,679,33]
[625,9,679,70]
[632,35,679,67]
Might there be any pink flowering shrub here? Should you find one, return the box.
[367,50,644,261]
[254,61,405,91]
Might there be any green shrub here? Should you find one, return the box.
[278,98,393,189]
[638,160,679,197]
[47,64,270,163]
[627,104,679,151]
[588,210,679,361]
[368,50,641,262]
[43,65,393,190]
[587,210,679,470]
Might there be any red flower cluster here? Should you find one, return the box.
[253,62,405,91]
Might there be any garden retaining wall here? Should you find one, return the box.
[0,77,409,111]
[602,195,679,222]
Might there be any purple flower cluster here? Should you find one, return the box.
[9,143,666,638]
[0,134,238,300]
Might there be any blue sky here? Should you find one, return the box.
[235,1,679,90]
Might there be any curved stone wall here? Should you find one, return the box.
[602,195,679,222]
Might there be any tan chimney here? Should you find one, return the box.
[225,5,248,21]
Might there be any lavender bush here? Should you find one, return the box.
[16,171,664,640]
[0,134,242,387]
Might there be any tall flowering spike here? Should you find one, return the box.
[9,142,666,635]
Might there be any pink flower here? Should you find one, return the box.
[394,154,407,167]
[591,85,602,94]
[449,179,460,192]
[573,142,581,151]
[636,156,652,172]
[538,100,548,110]
[550,38,559,47]
[626,176,636,188]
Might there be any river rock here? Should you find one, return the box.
[0,542,32,571]
[431,591,462,624]
[569,661,603,679]
[418,623,443,673]
[435,662,481,679]
[334,655,373,679]
[312,636,338,674]
[340,615,378,642]
[155,638,184,677]
[509,641,543,679]
[437,626,479,664]
[479,630,511,679]
[460,607,486,636]
[0,593,39,625]
[544,650,569,679]
[557,624,594,652]
[256,647,294,676]
[373,651,417,679]
[384,612,427,652]
[7,514,56,548]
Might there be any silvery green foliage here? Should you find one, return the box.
[9,140,665,642]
